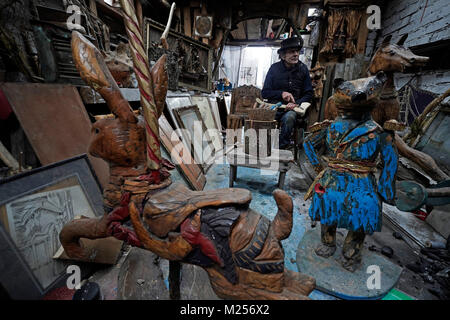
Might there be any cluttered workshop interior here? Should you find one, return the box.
[0,0,449,303]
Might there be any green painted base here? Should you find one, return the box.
[296,228,403,300]
[382,288,415,300]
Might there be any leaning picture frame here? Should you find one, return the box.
[191,95,223,154]
[0,154,104,299]
[173,105,216,173]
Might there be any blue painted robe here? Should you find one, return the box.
[303,116,398,234]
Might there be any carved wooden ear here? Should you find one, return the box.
[71,31,137,124]
[381,35,392,47]
[397,34,408,46]
[333,78,345,89]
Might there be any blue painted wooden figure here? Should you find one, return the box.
[303,72,399,272]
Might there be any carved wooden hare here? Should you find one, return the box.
[60,32,315,300]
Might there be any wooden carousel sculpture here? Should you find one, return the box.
[59,0,315,300]
[324,34,448,182]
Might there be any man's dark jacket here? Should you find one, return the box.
[261,61,313,105]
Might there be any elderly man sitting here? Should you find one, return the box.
[262,37,313,149]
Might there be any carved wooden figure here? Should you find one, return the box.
[324,34,447,182]
[104,42,135,88]
[60,31,315,300]
[304,73,399,272]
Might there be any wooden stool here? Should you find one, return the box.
[226,146,293,189]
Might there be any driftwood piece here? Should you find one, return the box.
[395,134,449,182]
[405,87,450,146]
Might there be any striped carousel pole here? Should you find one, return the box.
[120,0,161,177]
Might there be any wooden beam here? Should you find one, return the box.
[212,29,230,79]
[193,8,200,40]
[298,4,310,30]
[274,19,287,39]
[183,6,192,37]
[175,7,181,32]
[200,0,208,44]
[226,39,282,46]
[89,0,98,17]
[356,12,369,54]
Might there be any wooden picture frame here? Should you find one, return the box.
[165,92,193,129]
[191,95,223,153]
[159,115,206,191]
[144,18,213,92]
[207,95,223,131]
[0,154,103,299]
[172,105,215,173]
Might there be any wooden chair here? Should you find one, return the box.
[226,85,262,132]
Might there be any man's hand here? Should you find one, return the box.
[282,91,295,103]
[286,102,297,110]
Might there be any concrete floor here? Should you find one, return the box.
[203,155,335,299]
[89,150,434,300]
[199,153,433,300]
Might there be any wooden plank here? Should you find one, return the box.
[183,7,192,37]
[175,7,182,32]
[159,115,206,191]
[319,65,335,121]
[193,8,200,40]
[298,5,310,30]
[89,0,98,17]
[383,203,446,249]
[356,12,369,54]
[200,1,207,15]
[0,83,110,188]
[230,22,247,40]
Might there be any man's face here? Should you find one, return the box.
[282,48,300,65]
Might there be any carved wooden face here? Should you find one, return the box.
[236,95,255,112]
[89,117,146,167]
[369,35,429,74]
[333,72,387,110]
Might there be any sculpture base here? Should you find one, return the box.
[296,228,402,300]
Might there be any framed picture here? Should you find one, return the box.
[173,105,215,173]
[207,95,223,131]
[159,115,206,191]
[191,95,223,153]
[144,18,213,92]
[165,92,193,130]
[0,154,104,299]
